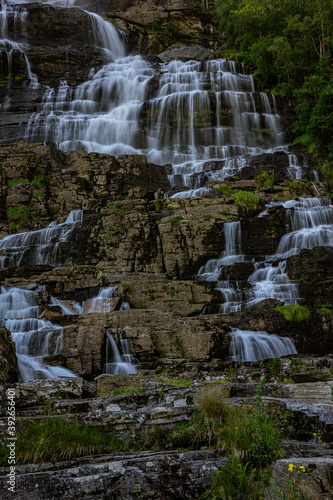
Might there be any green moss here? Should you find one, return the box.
[8,178,30,187]
[49,206,60,217]
[231,190,261,209]
[175,337,185,358]
[7,205,30,222]
[255,171,274,188]
[167,216,183,223]
[113,386,145,396]
[275,304,309,322]
[121,283,133,294]
[218,183,230,195]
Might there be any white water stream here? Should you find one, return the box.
[103,331,136,375]
[0,209,83,268]
[0,0,316,195]
[0,286,76,381]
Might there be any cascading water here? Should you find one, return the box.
[229,328,297,362]
[0,0,39,100]
[1,0,310,196]
[49,286,131,315]
[0,209,83,268]
[0,210,84,381]
[245,197,333,308]
[197,221,247,312]
[50,296,83,315]
[0,286,75,381]
[86,286,118,313]
[103,331,136,375]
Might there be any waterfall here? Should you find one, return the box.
[6,1,311,194]
[229,328,297,362]
[50,296,83,315]
[0,209,83,268]
[245,197,333,307]
[86,286,118,313]
[197,221,246,312]
[0,286,76,381]
[49,286,131,315]
[103,331,136,375]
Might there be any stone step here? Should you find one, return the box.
[283,382,333,405]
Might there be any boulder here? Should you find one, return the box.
[266,458,333,499]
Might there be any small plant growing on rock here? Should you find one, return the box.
[167,215,183,223]
[121,283,133,294]
[7,205,30,223]
[255,171,274,189]
[231,190,261,210]
[218,184,230,195]
[275,304,309,322]
[270,463,311,499]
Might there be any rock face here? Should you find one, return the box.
[266,458,333,499]
[0,142,332,381]
[0,449,228,500]
[100,0,219,55]
[0,327,18,412]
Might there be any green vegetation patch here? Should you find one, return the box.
[0,418,124,464]
[166,215,183,223]
[231,190,261,209]
[275,304,309,322]
[113,386,146,396]
[7,205,30,222]
[255,171,274,188]
[121,282,133,294]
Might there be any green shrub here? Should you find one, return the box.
[49,206,60,216]
[255,171,274,188]
[7,205,30,222]
[121,282,133,294]
[201,456,262,500]
[275,304,309,322]
[231,190,261,209]
[218,184,230,195]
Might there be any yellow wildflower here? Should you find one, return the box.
[288,464,295,472]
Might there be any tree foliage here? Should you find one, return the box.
[216,0,333,158]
